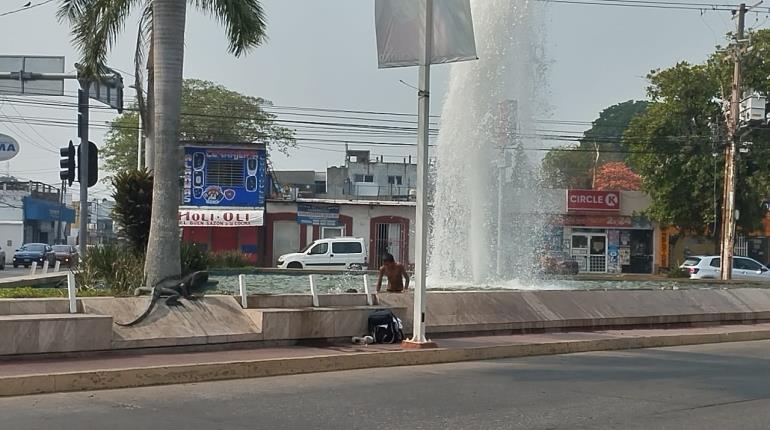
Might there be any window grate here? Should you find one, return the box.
[206,159,244,187]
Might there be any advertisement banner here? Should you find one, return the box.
[179,207,264,227]
[375,0,477,68]
[297,203,341,227]
[566,189,621,212]
[183,146,267,207]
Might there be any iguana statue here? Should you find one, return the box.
[115,271,216,327]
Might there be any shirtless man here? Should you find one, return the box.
[375,253,410,293]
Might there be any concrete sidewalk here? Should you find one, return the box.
[3,323,770,397]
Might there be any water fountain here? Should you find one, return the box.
[428,0,551,285]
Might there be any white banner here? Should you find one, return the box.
[179,207,264,227]
[375,0,477,68]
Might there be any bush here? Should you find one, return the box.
[667,266,690,278]
[112,169,153,251]
[181,243,209,275]
[208,251,250,268]
[75,245,144,295]
[0,287,113,299]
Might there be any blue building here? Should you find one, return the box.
[0,182,75,260]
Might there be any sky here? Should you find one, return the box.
[0,0,754,201]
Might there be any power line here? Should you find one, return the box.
[0,0,55,18]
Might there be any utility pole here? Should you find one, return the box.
[720,3,747,281]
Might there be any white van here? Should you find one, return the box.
[277,237,368,270]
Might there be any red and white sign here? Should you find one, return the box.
[566,190,621,212]
[179,207,264,227]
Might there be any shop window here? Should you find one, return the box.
[322,226,344,238]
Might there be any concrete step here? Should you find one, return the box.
[245,306,406,340]
[0,298,78,315]
[0,313,112,355]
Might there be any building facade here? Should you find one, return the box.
[0,181,75,262]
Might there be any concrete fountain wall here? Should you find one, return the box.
[377,289,770,335]
[4,289,770,356]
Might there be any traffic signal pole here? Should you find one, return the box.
[720,3,746,281]
[78,84,89,257]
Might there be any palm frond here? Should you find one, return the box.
[56,0,89,22]
[69,0,139,80]
[192,0,267,57]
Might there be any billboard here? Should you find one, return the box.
[183,146,267,207]
[297,203,341,227]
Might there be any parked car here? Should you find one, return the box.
[680,255,770,281]
[538,251,579,275]
[13,243,56,269]
[52,245,79,267]
[0,245,6,270]
[277,237,368,270]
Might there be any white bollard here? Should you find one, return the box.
[309,274,319,307]
[42,260,49,274]
[67,271,77,313]
[54,260,61,273]
[30,261,37,276]
[363,274,373,306]
[238,274,248,309]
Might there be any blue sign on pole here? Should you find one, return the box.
[183,146,267,207]
[297,203,341,226]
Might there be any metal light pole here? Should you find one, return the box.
[78,83,89,257]
[408,0,435,347]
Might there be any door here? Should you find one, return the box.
[589,235,607,273]
[571,233,607,273]
[373,222,406,268]
[272,221,299,265]
[733,257,767,280]
[304,241,331,268]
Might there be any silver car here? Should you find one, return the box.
[680,255,770,280]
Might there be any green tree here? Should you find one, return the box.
[541,100,648,188]
[102,79,294,176]
[625,31,770,234]
[59,0,267,287]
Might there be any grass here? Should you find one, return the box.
[0,287,114,299]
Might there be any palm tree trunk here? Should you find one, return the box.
[144,0,186,286]
[145,46,155,172]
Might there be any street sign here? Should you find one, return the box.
[0,134,19,161]
[88,72,124,113]
[0,55,64,96]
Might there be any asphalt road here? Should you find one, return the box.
[0,267,36,279]
[3,341,770,429]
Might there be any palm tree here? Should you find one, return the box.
[59,0,267,286]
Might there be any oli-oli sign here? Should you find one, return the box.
[179,207,264,227]
[0,134,19,161]
[567,189,621,212]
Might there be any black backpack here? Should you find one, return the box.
[368,309,404,344]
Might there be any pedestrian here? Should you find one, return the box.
[375,253,410,293]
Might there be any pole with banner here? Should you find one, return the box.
[374,0,477,348]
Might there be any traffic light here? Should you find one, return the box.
[77,141,98,187]
[59,140,76,186]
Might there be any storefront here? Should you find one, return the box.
[23,196,75,244]
[179,143,267,263]
[556,190,657,274]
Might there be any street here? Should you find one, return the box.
[2,341,770,429]
[0,267,41,279]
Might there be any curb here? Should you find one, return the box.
[3,328,770,397]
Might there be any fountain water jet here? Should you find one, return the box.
[428,0,550,285]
